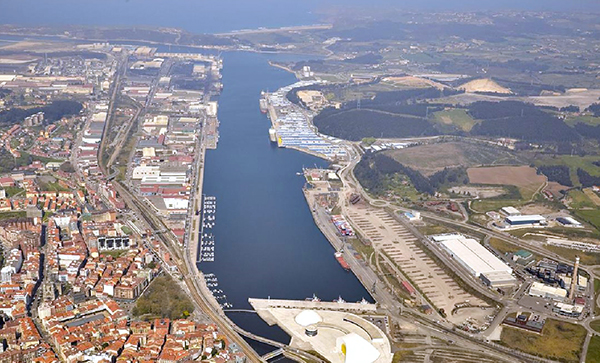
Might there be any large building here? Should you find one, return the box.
[438,237,513,277]
[505,215,546,227]
[501,206,521,216]
[528,281,567,301]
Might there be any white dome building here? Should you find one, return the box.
[336,333,380,363]
[295,310,323,337]
[295,310,322,327]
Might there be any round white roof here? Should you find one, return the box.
[295,310,322,327]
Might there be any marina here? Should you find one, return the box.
[199,195,216,262]
[204,273,234,309]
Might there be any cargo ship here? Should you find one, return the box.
[335,251,350,271]
[259,96,268,114]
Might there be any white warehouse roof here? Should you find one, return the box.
[506,215,546,223]
[441,238,512,277]
[501,206,521,215]
[430,233,463,242]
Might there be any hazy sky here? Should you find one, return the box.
[0,0,598,34]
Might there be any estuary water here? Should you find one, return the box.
[200,51,372,353]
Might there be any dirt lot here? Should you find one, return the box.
[519,203,556,215]
[459,78,512,94]
[467,166,546,199]
[344,202,489,325]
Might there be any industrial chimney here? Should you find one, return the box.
[569,256,580,300]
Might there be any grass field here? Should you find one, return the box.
[467,166,545,200]
[590,319,600,334]
[386,141,527,176]
[544,245,600,265]
[433,109,478,131]
[500,319,586,362]
[0,211,26,221]
[416,223,456,236]
[565,115,600,126]
[535,155,600,185]
[573,209,600,231]
[470,199,524,213]
[586,336,600,363]
[488,237,520,254]
[569,189,597,209]
[583,189,600,206]
[2,186,24,197]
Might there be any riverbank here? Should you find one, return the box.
[268,60,298,75]
[302,187,379,303]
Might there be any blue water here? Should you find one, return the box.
[199,51,372,352]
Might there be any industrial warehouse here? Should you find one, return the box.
[433,235,516,287]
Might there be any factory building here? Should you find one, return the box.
[556,217,583,227]
[480,271,518,288]
[512,250,534,265]
[501,206,521,216]
[528,281,567,301]
[505,215,547,227]
[437,236,516,286]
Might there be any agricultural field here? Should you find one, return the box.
[432,109,478,131]
[500,319,586,363]
[385,141,528,176]
[467,166,546,200]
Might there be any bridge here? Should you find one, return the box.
[262,348,284,361]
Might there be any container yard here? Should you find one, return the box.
[331,215,354,236]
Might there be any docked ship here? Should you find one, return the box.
[259,93,268,113]
[334,251,351,271]
[268,128,277,142]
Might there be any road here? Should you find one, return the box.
[323,141,597,362]
[97,55,264,362]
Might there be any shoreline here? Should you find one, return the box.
[0,31,327,56]
[268,60,298,76]
[301,187,378,302]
